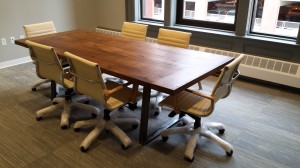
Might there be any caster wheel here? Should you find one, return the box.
[74,128,80,132]
[185,156,194,162]
[168,111,177,117]
[226,150,233,156]
[122,144,129,150]
[32,88,37,91]
[61,124,69,130]
[153,111,160,116]
[118,106,124,112]
[80,146,88,153]
[84,101,89,104]
[219,129,225,134]
[162,136,169,142]
[36,116,42,121]
[127,103,137,111]
[132,124,138,129]
[91,113,97,118]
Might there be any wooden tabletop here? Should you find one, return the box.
[15,29,233,95]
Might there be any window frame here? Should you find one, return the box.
[176,0,239,31]
[249,0,297,39]
[140,0,164,22]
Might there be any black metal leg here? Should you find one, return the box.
[50,80,57,100]
[139,85,181,145]
[139,85,151,145]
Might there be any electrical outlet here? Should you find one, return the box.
[20,35,25,39]
[1,38,7,46]
[10,37,15,44]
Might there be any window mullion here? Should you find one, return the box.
[165,0,176,27]
[235,0,252,36]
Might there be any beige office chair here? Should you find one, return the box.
[24,21,57,91]
[121,21,148,40]
[106,22,148,85]
[159,54,245,162]
[64,52,141,152]
[25,40,99,129]
[157,28,191,48]
[154,28,200,115]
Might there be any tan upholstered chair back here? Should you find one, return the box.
[25,40,64,86]
[212,54,245,102]
[121,22,148,40]
[64,52,107,105]
[23,21,56,38]
[157,28,191,49]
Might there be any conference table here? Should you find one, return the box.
[15,29,233,145]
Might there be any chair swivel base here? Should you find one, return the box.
[73,110,139,152]
[36,96,100,129]
[160,116,233,162]
[31,79,51,91]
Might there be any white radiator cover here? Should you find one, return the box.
[96,28,300,89]
[198,46,300,89]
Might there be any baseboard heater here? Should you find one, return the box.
[96,28,300,89]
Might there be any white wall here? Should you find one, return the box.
[0,0,98,63]
[97,0,126,31]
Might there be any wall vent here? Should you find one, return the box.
[146,37,158,43]
[96,28,121,36]
[95,28,300,88]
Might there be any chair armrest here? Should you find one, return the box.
[219,69,240,87]
[185,89,215,101]
[104,82,131,100]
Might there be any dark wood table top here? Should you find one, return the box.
[16,29,233,95]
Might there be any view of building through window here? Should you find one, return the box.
[142,0,164,20]
[141,0,300,38]
[252,0,300,38]
[182,0,237,24]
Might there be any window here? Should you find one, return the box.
[251,0,300,38]
[141,0,164,21]
[184,1,195,19]
[138,0,299,39]
[177,0,238,31]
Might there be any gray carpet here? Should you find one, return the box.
[1,62,300,168]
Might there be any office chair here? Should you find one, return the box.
[121,21,148,40]
[23,21,57,91]
[153,28,202,115]
[105,22,148,85]
[157,28,191,48]
[25,40,99,129]
[159,54,245,162]
[64,52,141,152]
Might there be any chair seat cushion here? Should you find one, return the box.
[159,91,212,117]
[105,81,142,110]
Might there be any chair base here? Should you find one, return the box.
[160,116,233,161]
[153,91,164,116]
[36,96,100,129]
[73,110,139,152]
[31,79,51,91]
